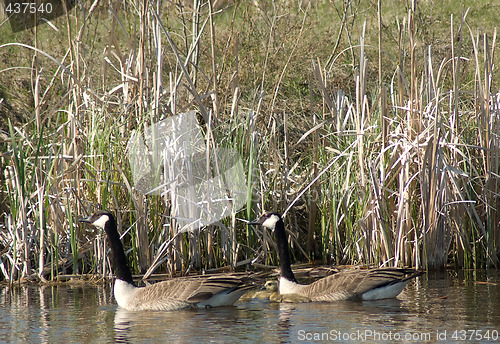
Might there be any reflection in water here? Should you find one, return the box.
[114,309,134,344]
[277,302,297,343]
[113,301,281,342]
[0,284,115,344]
[272,296,414,342]
[113,307,200,343]
[0,271,499,343]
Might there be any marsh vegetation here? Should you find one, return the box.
[0,0,499,283]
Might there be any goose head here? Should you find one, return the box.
[80,210,116,233]
[248,212,282,231]
[264,280,278,292]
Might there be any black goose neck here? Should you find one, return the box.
[104,216,135,285]
[273,217,298,283]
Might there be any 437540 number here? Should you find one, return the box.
[5,2,53,14]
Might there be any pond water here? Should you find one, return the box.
[1,270,499,343]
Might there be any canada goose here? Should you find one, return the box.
[249,212,423,301]
[80,210,254,311]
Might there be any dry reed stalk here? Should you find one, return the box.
[468,27,500,266]
[450,10,468,136]
[355,22,367,190]
[208,0,219,117]
[405,8,416,268]
[135,197,149,273]
[31,20,45,278]
[190,0,201,88]
[246,109,258,259]
[307,65,317,258]
[325,0,349,70]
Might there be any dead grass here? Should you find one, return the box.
[0,0,499,283]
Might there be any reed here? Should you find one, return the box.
[1,1,499,283]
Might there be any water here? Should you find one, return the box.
[1,270,499,343]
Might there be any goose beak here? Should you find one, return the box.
[248,219,261,226]
[79,215,99,235]
[79,216,92,224]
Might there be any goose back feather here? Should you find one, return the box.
[296,267,421,301]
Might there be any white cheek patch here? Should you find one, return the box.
[92,215,110,229]
[262,214,279,229]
